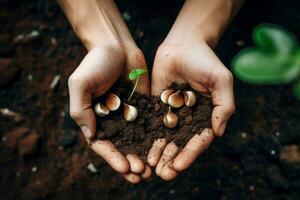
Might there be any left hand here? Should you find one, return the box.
[148,40,235,180]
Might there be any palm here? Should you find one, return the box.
[68,46,151,184]
[149,42,234,180]
[152,42,228,95]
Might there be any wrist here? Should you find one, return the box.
[163,0,245,48]
[59,0,137,51]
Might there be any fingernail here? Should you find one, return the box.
[80,125,92,138]
[218,123,227,136]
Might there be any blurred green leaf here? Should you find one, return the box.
[128,68,147,80]
[232,48,300,84]
[293,81,300,99]
[253,24,297,54]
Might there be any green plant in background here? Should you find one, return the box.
[127,68,147,101]
[232,23,300,99]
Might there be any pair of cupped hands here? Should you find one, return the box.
[68,39,235,183]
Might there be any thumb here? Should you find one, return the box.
[210,69,235,137]
[68,74,96,139]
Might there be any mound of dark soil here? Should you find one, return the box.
[95,80,212,160]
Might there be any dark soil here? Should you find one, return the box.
[95,81,212,160]
[1,0,300,200]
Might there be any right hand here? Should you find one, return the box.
[68,44,151,184]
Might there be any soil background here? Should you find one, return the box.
[1,0,300,199]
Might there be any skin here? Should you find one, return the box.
[58,0,150,183]
[148,0,245,180]
[58,0,244,183]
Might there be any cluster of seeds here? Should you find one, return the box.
[94,88,197,128]
[94,93,138,122]
[160,89,197,128]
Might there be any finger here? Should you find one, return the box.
[90,140,129,174]
[210,69,235,136]
[156,142,179,176]
[68,47,124,139]
[147,138,167,167]
[160,161,178,181]
[173,128,214,171]
[141,165,152,179]
[126,154,145,174]
[123,173,141,184]
[68,76,95,139]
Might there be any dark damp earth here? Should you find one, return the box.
[0,0,300,199]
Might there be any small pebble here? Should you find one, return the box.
[270,150,276,155]
[123,11,131,21]
[0,108,23,122]
[241,132,247,139]
[51,37,57,46]
[236,40,245,47]
[28,74,33,81]
[87,163,98,173]
[28,30,40,38]
[249,185,255,191]
[32,166,38,172]
[50,75,61,90]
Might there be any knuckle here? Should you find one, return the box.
[222,69,234,84]
[68,73,82,88]
[227,103,236,114]
[69,109,82,121]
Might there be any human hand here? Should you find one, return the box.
[68,44,151,183]
[147,41,235,180]
[59,0,153,183]
[146,0,243,181]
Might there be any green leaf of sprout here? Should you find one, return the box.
[253,23,298,54]
[232,48,300,84]
[129,68,147,80]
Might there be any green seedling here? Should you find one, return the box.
[127,68,147,101]
[232,23,300,99]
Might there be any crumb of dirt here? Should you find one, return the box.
[94,80,212,160]
[280,145,300,163]
[4,127,30,151]
[19,131,40,157]
[4,127,40,157]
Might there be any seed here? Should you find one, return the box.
[163,107,178,128]
[124,103,138,122]
[105,93,121,111]
[183,91,197,107]
[160,89,175,104]
[94,103,110,117]
[168,90,184,108]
